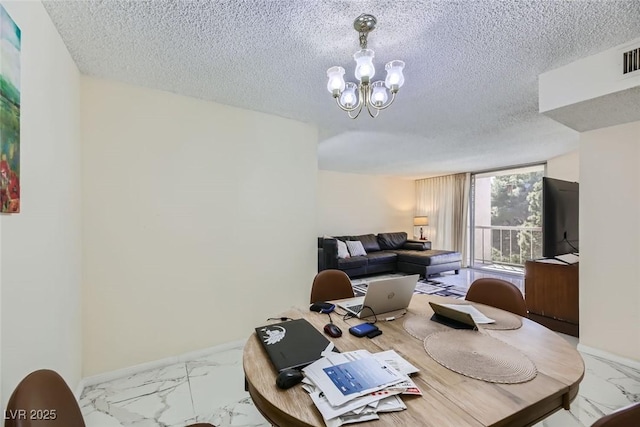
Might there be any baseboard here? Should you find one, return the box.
[577,343,640,370]
[78,339,247,394]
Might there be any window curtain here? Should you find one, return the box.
[416,173,470,266]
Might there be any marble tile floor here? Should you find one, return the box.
[79,343,270,427]
[79,337,640,427]
[79,269,637,427]
[534,335,640,427]
[429,267,525,294]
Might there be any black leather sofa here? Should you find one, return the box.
[318,232,462,278]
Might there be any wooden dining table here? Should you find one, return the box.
[242,294,585,427]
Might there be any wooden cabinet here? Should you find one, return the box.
[525,260,579,337]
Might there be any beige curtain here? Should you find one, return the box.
[416,173,470,266]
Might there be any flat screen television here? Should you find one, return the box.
[542,177,579,258]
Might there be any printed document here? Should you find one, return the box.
[303,350,405,407]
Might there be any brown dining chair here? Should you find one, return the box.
[310,269,354,303]
[591,402,640,427]
[5,369,215,427]
[465,278,527,317]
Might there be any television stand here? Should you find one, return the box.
[525,260,579,337]
[536,253,579,265]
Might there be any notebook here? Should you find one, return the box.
[255,318,332,372]
[337,274,419,318]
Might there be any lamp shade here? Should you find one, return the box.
[353,49,375,82]
[371,81,388,106]
[326,66,346,94]
[385,60,405,91]
[414,216,429,226]
[340,82,358,107]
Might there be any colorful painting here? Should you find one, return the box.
[0,5,20,213]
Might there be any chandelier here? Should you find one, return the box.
[326,14,406,119]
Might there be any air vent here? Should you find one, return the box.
[622,47,639,75]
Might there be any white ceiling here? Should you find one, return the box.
[42,1,640,178]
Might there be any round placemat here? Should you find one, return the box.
[424,330,537,383]
[470,304,523,330]
[432,300,523,330]
[403,313,449,339]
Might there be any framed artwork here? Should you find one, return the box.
[0,4,21,213]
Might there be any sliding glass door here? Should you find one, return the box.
[470,164,545,273]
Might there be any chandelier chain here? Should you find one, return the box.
[359,32,368,49]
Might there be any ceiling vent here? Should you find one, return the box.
[622,46,639,76]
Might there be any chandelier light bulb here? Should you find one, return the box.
[326,66,346,96]
[371,81,388,106]
[385,60,405,91]
[340,82,358,107]
[354,49,375,83]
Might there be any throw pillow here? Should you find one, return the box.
[336,239,350,259]
[346,240,367,257]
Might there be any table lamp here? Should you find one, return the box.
[414,216,429,240]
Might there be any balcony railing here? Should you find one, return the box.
[474,225,542,267]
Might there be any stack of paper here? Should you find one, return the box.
[301,349,421,426]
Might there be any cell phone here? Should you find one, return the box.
[349,322,378,337]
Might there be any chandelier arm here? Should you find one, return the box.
[362,86,379,118]
[348,106,362,119]
[347,86,365,119]
[365,102,380,118]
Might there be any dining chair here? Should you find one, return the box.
[591,402,640,427]
[5,369,215,427]
[465,278,527,317]
[310,269,355,303]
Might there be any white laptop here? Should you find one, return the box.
[337,275,420,318]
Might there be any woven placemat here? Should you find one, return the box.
[424,330,537,384]
[403,302,521,337]
[431,300,523,330]
[470,304,522,330]
[403,313,449,339]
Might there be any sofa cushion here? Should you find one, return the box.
[395,249,462,266]
[365,251,397,265]
[336,240,350,259]
[338,256,368,269]
[377,232,408,250]
[353,234,381,252]
[346,240,367,257]
[403,242,427,251]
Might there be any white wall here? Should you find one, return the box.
[547,150,579,182]
[81,77,318,375]
[539,37,640,112]
[580,121,640,361]
[0,1,82,404]
[317,171,414,237]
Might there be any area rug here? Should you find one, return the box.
[351,276,467,299]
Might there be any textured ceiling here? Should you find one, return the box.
[42,1,640,178]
